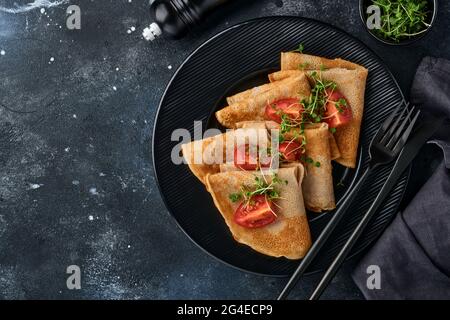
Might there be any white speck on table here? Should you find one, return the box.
[88,215,94,221]
[29,183,42,190]
[0,50,5,56]
[89,187,98,195]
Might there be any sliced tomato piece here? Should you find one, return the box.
[234,144,270,170]
[265,98,303,123]
[234,195,276,228]
[324,89,353,128]
[279,141,304,162]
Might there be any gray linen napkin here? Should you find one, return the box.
[351,57,450,299]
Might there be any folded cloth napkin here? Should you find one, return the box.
[352,57,450,300]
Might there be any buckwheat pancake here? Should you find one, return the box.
[235,120,341,161]
[268,68,367,168]
[216,74,311,129]
[226,74,310,105]
[302,123,336,212]
[280,52,365,72]
[205,166,311,259]
[181,128,270,184]
[315,68,367,168]
[223,120,336,212]
[181,135,221,184]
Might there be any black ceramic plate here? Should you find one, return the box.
[153,17,409,276]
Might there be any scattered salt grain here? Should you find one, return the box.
[115,67,119,71]
[112,86,117,91]
[89,187,98,195]
[127,245,131,248]
[40,8,45,14]
[168,65,172,70]
[72,114,77,118]
[72,180,80,185]
[99,172,106,177]
[0,50,5,56]
[29,183,42,190]
[88,215,94,221]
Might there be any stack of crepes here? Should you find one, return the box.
[181,53,368,259]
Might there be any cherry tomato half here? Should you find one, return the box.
[324,90,353,128]
[265,98,303,123]
[234,144,271,170]
[234,195,276,228]
[279,141,304,162]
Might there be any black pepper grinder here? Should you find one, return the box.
[143,0,232,41]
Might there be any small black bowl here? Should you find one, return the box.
[359,0,438,45]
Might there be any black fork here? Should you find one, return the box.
[278,104,420,300]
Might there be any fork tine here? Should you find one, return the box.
[371,102,403,143]
[391,109,421,155]
[379,105,409,145]
[386,106,415,149]
[380,102,403,131]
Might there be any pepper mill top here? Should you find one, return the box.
[143,0,232,41]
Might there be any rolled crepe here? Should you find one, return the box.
[216,74,311,128]
[205,166,312,259]
[328,132,341,161]
[315,68,367,168]
[181,135,221,184]
[223,120,337,212]
[280,52,365,71]
[226,76,308,105]
[269,70,303,83]
[269,67,367,167]
[181,128,270,184]
[302,123,335,212]
[236,120,341,161]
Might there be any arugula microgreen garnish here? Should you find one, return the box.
[268,68,336,168]
[292,43,304,53]
[336,180,345,188]
[371,0,431,42]
[229,174,287,205]
[300,155,321,168]
[334,98,347,113]
[298,62,310,70]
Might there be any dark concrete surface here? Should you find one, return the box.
[0,0,449,300]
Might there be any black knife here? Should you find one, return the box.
[309,115,445,300]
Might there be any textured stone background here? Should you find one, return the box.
[0,0,449,299]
